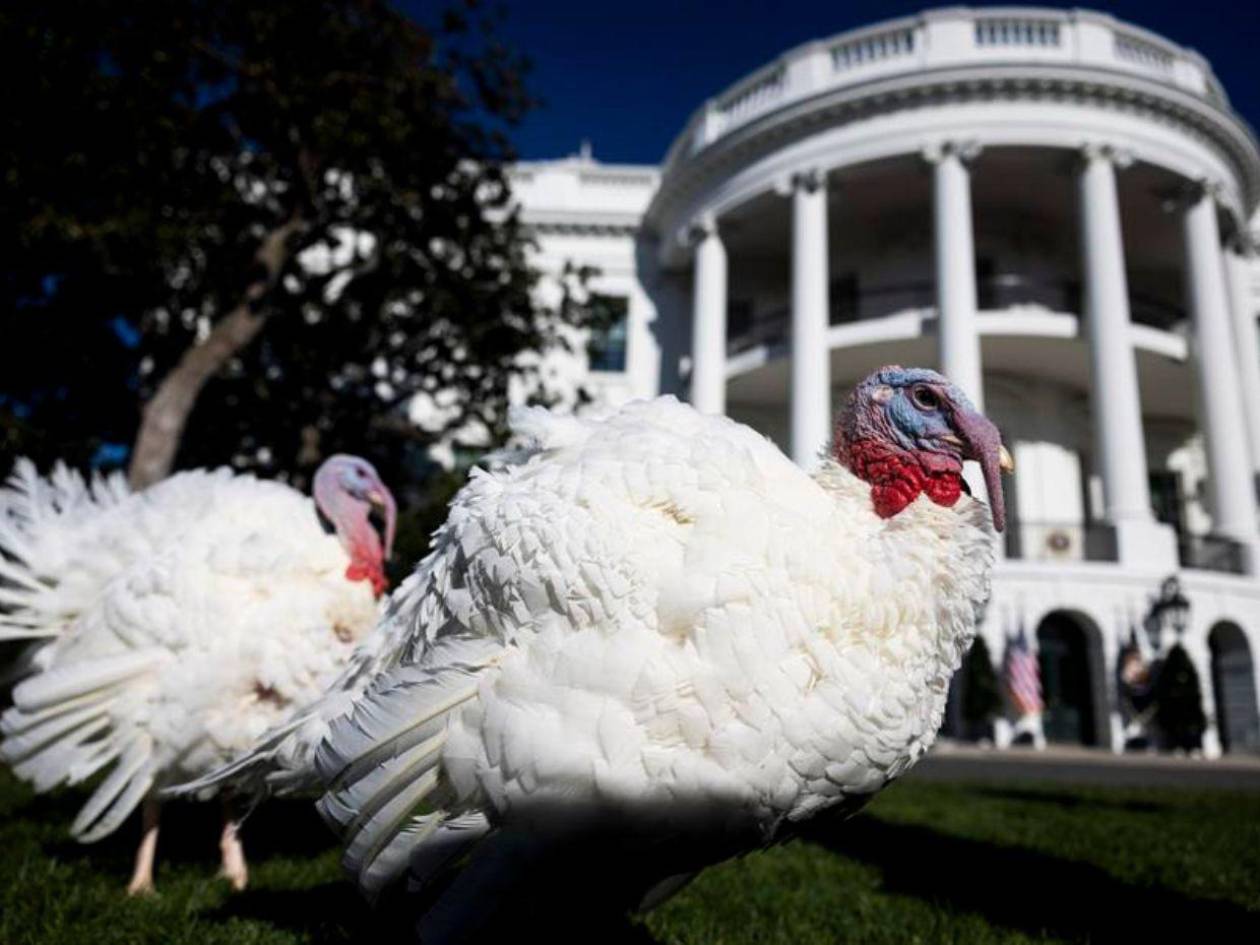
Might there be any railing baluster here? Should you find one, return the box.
[831,26,915,73]
[974,16,1061,48]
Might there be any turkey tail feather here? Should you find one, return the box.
[72,735,157,843]
[0,458,131,643]
[0,648,164,841]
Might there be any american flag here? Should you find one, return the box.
[1118,630,1154,701]
[1004,628,1043,717]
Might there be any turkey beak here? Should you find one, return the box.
[951,408,1011,533]
[367,487,397,560]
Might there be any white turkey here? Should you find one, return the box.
[0,454,396,894]
[181,365,1012,938]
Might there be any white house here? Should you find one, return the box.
[508,7,1260,755]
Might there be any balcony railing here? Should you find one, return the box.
[667,8,1225,170]
[975,16,1062,49]
[1178,534,1247,574]
[1005,521,1118,563]
[725,274,1185,355]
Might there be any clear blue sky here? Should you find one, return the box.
[403,1,1259,165]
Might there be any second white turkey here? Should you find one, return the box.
[0,454,396,893]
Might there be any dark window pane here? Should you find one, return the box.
[588,295,629,372]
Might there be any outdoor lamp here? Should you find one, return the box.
[1147,575,1190,651]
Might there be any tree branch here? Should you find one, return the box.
[127,215,305,488]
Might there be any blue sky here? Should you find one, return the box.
[403,1,1259,165]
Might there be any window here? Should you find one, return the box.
[587,295,629,372]
[829,273,859,324]
[975,257,997,310]
[1149,470,1184,535]
[727,299,753,340]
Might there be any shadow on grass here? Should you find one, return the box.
[804,815,1260,940]
[209,881,372,944]
[969,786,1166,814]
[212,877,661,945]
[36,791,337,872]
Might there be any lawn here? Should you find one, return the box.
[2,767,1258,944]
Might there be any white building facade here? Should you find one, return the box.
[510,7,1260,755]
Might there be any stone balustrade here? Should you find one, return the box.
[670,7,1225,169]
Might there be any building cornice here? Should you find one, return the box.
[518,210,644,237]
[646,62,1260,254]
[510,160,659,185]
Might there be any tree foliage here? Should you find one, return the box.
[0,0,601,496]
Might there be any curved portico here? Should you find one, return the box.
[644,6,1260,579]
[511,7,1260,754]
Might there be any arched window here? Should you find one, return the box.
[1209,623,1260,754]
[1037,612,1106,746]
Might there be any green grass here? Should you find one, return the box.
[2,768,1258,944]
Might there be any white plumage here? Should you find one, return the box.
[191,373,1005,936]
[0,457,391,892]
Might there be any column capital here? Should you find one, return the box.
[678,214,720,250]
[1077,142,1134,170]
[791,167,826,193]
[1224,227,1259,257]
[773,167,827,197]
[922,138,983,166]
[1161,176,1226,215]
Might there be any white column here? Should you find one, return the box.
[926,140,984,409]
[1101,620,1125,754]
[689,218,727,415]
[1077,145,1176,569]
[1224,244,1260,475]
[790,170,831,466]
[1181,185,1260,565]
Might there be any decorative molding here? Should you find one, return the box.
[523,220,642,237]
[576,170,660,188]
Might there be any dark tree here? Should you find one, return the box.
[1152,644,1207,752]
[961,637,1002,736]
[0,0,600,496]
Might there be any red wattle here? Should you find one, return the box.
[346,561,387,596]
[344,531,388,596]
[923,471,962,507]
[844,438,963,519]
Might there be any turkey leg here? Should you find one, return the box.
[125,799,160,896]
[218,802,249,891]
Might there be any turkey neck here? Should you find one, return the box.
[889,492,994,686]
[319,493,387,595]
[816,458,996,730]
